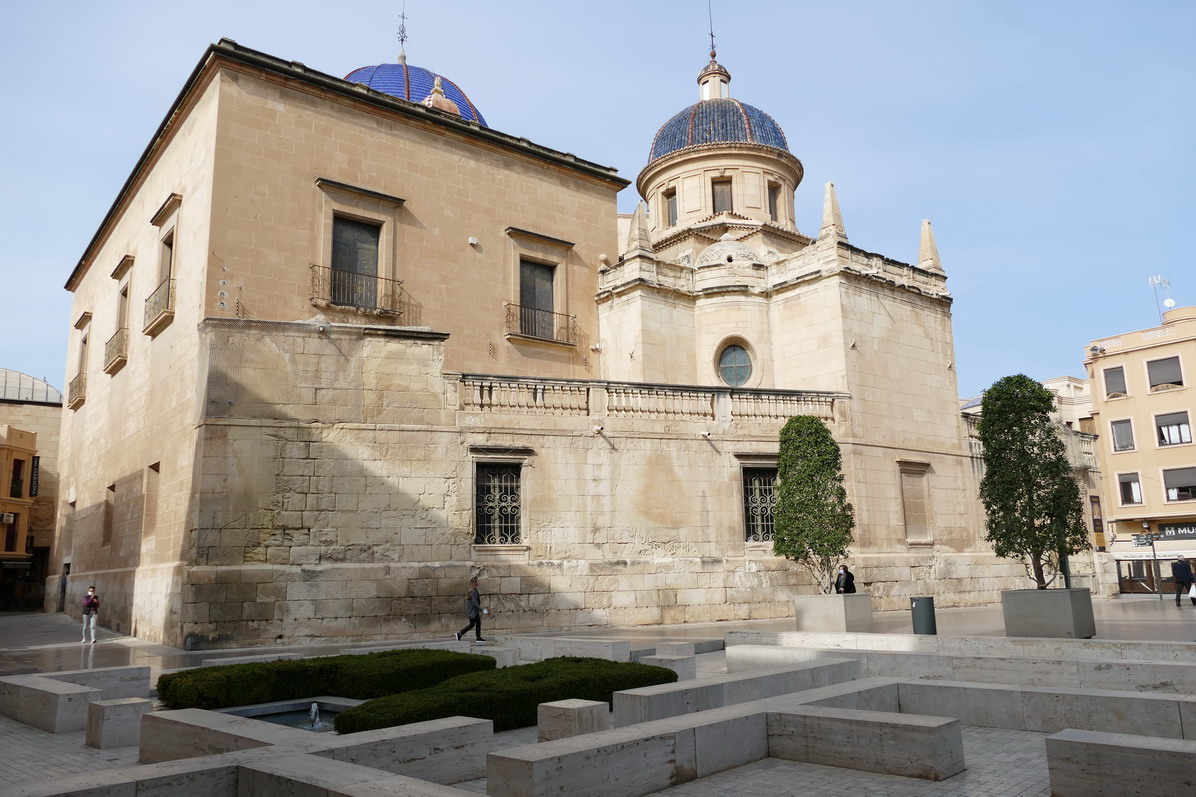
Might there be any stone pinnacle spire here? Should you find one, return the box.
[819,182,847,243]
[918,219,944,274]
[625,201,655,255]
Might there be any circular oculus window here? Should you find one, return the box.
[718,344,752,387]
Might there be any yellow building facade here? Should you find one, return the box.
[1087,306,1196,593]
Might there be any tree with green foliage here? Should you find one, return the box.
[772,415,855,593]
[977,374,1090,589]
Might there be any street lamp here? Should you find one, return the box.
[1144,521,1163,601]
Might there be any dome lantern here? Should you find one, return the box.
[697,51,731,100]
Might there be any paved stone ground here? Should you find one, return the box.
[0,712,140,787]
[2,597,1194,794]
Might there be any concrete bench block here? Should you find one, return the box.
[0,674,99,733]
[198,653,300,667]
[1046,729,1196,797]
[793,593,873,632]
[537,699,610,742]
[478,645,517,667]
[314,716,493,784]
[768,705,964,781]
[655,642,695,656]
[0,665,151,734]
[86,697,152,749]
[640,655,696,681]
[510,637,631,663]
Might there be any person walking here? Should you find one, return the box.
[81,586,100,643]
[1171,555,1195,607]
[455,576,487,642]
[834,565,856,594]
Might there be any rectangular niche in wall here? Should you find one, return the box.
[898,460,933,547]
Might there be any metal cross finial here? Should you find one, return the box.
[707,0,717,59]
[397,3,408,49]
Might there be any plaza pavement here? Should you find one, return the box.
[1,595,1194,795]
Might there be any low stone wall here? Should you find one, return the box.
[239,754,476,796]
[488,691,962,797]
[726,644,1196,692]
[509,637,631,663]
[1046,729,1196,797]
[725,630,1196,663]
[0,666,150,733]
[613,660,860,726]
[896,679,1193,738]
[768,705,964,781]
[141,706,493,784]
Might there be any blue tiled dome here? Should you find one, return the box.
[648,98,787,163]
[345,62,487,126]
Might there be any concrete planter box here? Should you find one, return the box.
[794,593,873,632]
[1002,588,1095,639]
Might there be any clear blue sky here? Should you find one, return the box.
[2,1,1193,398]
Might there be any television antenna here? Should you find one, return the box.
[1148,275,1174,322]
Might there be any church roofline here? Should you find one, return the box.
[67,38,628,291]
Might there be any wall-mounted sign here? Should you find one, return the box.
[1159,523,1196,541]
[30,456,39,497]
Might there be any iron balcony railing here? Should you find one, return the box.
[143,278,175,331]
[103,327,128,373]
[67,373,86,409]
[310,265,405,316]
[505,303,577,345]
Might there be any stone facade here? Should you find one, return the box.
[49,40,1089,648]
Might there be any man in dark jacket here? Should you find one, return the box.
[834,566,856,594]
[1172,556,1195,607]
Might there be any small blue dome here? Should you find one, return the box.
[345,62,488,126]
[648,98,787,163]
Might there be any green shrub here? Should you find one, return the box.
[156,648,495,710]
[334,656,677,734]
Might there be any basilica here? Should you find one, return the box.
[49,38,1090,648]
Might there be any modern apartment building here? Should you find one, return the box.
[1086,306,1196,593]
[0,370,61,610]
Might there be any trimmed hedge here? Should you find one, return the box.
[334,656,678,734]
[156,649,496,710]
